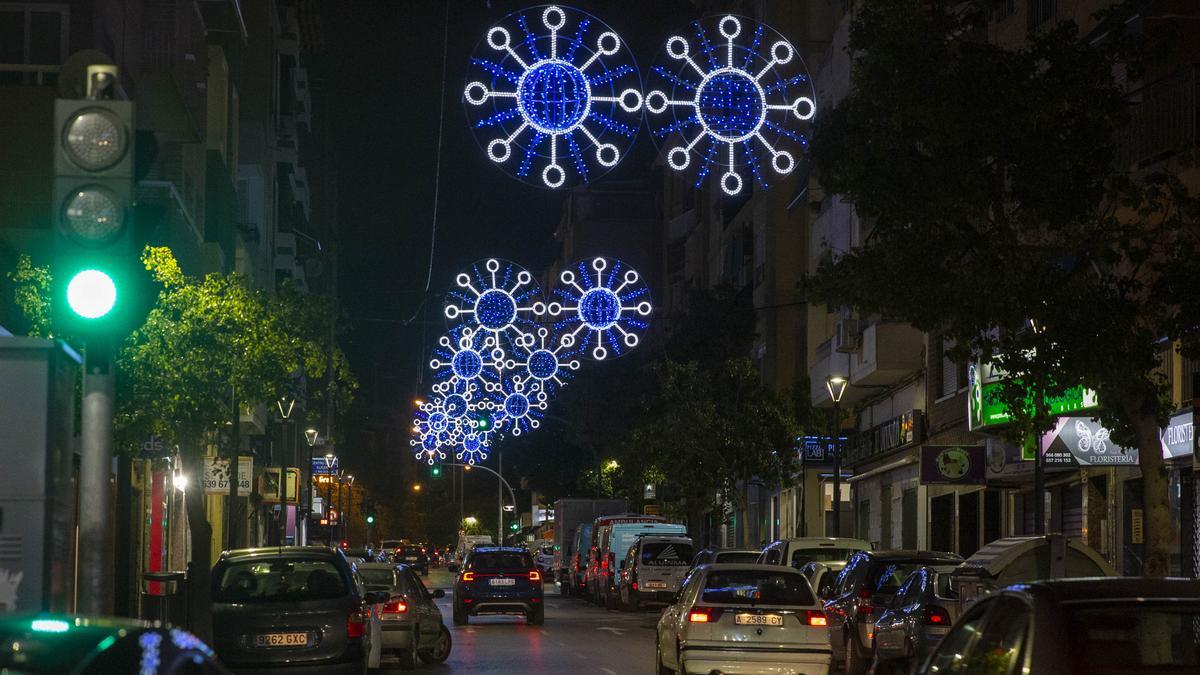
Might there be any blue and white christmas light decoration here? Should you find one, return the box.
[486,373,549,436]
[464,5,643,188]
[541,256,652,361]
[445,258,542,346]
[645,15,815,196]
[428,325,504,389]
[502,326,581,397]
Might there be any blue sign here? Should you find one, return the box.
[312,456,339,475]
[799,435,847,465]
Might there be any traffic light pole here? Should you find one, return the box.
[78,339,115,615]
[443,462,516,542]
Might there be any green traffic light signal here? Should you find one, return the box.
[431,465,442,478]
[474,413,492,432]
[366,514,375,525]
[66,269,117,319]
[510,522,519,531]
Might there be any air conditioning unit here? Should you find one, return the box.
[833,319,861,353]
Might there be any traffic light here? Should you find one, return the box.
[473,412,493,432]
[431,464,442,478]
[51,64,138,335]
[366,514,375,525]
[509,521,519,531]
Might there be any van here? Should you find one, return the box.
[616,534,693,611]
[583,514,666,602]
[595,520,686,608]
[758,537,872,569]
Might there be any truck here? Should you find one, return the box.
[550,498,628,596]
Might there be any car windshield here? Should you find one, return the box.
[641,542,693,566]
[791,548,858,566]
[1067,604,1200,673]
[701,570,815,606]
[214,558,347,603]
[470,552,533,570]
[716,551,760,564]
[358,568,395,589]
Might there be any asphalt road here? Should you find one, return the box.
[377,567,659,674]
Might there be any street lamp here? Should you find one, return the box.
[825,375,848,537]
[277,394,297,546]
[464,516,478,525]
[304,428,320,527]
[412,483,422,492]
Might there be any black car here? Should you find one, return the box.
[917,577,1200,674]
[453,546,544,626]
[0,614,229,674]
[393,544,430,574]
[210,546,389,674]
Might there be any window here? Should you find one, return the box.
[925,601,991,673]
[214,558,347,603]
[715,551,759,564]
[961,597,1029,674]
[1028,0,1055,28]
[469,552,534,570]
[764,546,782,565]
[0,4,68,66]
[791,548,859,567]
[641,542,694,566]
[939,336,959,397]
[700,570,815,606]
[1067,603,1200,670]
[893,571,924,609]
[357,568,397,590]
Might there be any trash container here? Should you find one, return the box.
[142,571,188,626]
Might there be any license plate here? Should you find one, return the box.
[253,632,309,647]
[644,581,668,589]
[735,613,783,626]
[489,577,516,586]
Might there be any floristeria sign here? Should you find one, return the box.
[1041,417,1138,466]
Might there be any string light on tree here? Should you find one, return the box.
[464,5,643,188]
[645,14,815,195]
[541,256,652,360]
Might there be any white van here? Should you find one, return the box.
[597,521,687,608]
[617,535,694,611]
[758,537,872,569]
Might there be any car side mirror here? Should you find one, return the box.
[364,590,390,605]
[431,589,446,599]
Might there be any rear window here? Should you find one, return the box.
[791,548,858,566]
[398,546,424,555]
[641,542,693,566]
[470,552,533,570]
[701,570,815,606]
[716,551,761,564]
[358,568,396,589]
[214,558,347,603]
[1067,604,1200,672]
[865,562,928,594]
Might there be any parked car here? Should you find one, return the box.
[690,547,762,569]
[798,560,844,600]
[566,522,593,596]
[210,546,388,674]
[759,537,873,570]
[824,550,962,675]
[453,546,545,626]
[393,545,430,574]
[343,547,383,564]
[871,566,961,674]
[0,614,230,674]
[593,519,687,608]
[532,541,555,576]
[356,562,452,668]
[915,577,1200,674]
[617,535,694,611]
[656,563,831,675]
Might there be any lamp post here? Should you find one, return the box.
[1027,317,1046,535]
[826,375,848,537]
[324,452,336,546]
[277,395,297,545]
[304,428,320,537]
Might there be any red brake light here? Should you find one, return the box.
[856,588,874,616]
[806,610,828,627]
[462,571,476,582]
[688,611,710,623]
[688,606,722,623]
[529,570,541,582]
[925,606,951,625]
[382,598,408,614]
[631,581,638,591]
[346,608,366,638]
[601,559,609,569]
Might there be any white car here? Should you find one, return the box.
[656,563,831,675]
[758,537,872,570]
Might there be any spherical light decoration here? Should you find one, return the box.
[63,108,127,171]
[456,431,493,465]
[645,15,815,196]
[540,256,652,360]
[66,269,118,319]
[62,186,125,246]
[464,4,643,188]
[429,325,504,389]
[486,373,548,436]
[503,326,580,398]
[444,258,543,345]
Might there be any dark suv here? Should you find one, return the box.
[210,546,388,674]
[393,544,430,574]
[824,550,962,675]
[453,547,544,625]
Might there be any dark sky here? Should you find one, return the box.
[322,0,696,418]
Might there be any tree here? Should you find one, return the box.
[810,0,1200,575]
[6,254,52,338]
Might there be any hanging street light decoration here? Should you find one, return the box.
[444,258,543,346]
[644,14,815,196]
[541,256,652,360]
[464,4,643,188]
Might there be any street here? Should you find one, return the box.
[398,569,656,674]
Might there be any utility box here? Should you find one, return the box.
[0,337,81,612]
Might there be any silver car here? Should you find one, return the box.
[356,562,451,669]
[871,566,960,674]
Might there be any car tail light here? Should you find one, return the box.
[529,570,541,582]
[924,606,951,625]
[688,606,723,623]
[632,581,638,591]
[346,608,366,638]
[461,571,475,582]
[856,588,874,616]
[382,597,408,615]
[806,610,828,627]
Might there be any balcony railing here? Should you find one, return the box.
[1118,65,1198,168]
[0,64,60,86]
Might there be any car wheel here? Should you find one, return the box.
[655,638,674,675]
[528,607,545,625]
[453,605,468,626]
[418,625,452,664]
[396,632,418,670]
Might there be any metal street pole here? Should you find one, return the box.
[832,400,842,538]
[326,478,335,546]
[498,449,503,544]
[78,341,114,615]
[226,384,239,549]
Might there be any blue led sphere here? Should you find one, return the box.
[422,434,439,451]
[444,394,469,418]
[429,411,449,431]
[519,61,590,133]
[476,289,518,330]
[697,70,765,142]
[578,287,621,330]
[527,349,559,380]
[504,392,530,418]
[451,348,484,380]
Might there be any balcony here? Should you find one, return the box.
[810,321,924,407]
[1118,65,1197,168]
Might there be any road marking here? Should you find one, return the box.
[539,629,550,636]
[601,669,618,675]
[595,626,627,635]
